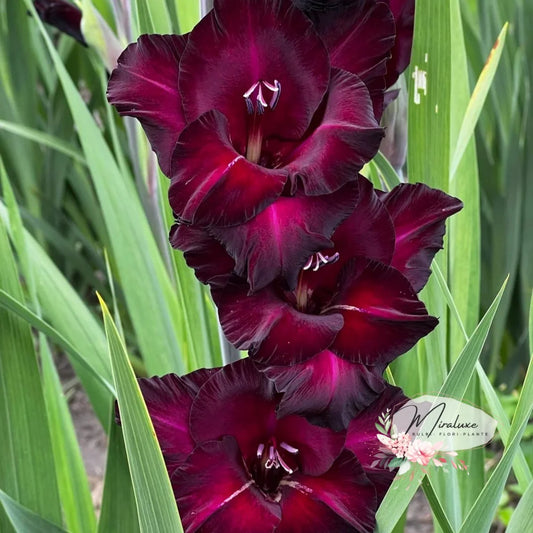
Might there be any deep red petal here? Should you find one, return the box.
[169,111,287,226]
[278,450,376,533]
[34,0,86,45]
[322,176,395,281]
[213,282,343,365]
[380,183,463,291]
[137,370,215,473]
[261,350,386,431]
[189,359,278,464]
[328,258,438,365]
[107,34,187,176]
[172,437,281,533]
[284,69,384,195]
[211,183,358,292]
[309,1,396,116]
[385,0,415,87]
[179,0,329,151]
[275,415,345,476]
[346,384,408,502]
[169,224,235,288]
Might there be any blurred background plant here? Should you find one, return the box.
[0,0,531,532]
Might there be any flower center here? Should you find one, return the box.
[253,439,299,495]
[243,80,281,163]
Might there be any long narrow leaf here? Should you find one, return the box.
[0,490,67,533]
[507,480,533,533]
[41,340,97,533]
[451,24,508,177]
[99,295,183,532]
[0,214,62,528]
[98,417,141,533]
[0,119,85,165]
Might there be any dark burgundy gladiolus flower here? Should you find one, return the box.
[210,178,462,367]
[213,178,462,365]
[107,0,386,228]
[136,359,402,532]
[33,0,87,46]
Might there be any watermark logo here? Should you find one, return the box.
[373,396,497,476]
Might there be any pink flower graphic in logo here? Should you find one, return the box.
[373,409,468,477]
[404,439,442,466]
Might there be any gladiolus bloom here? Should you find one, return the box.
[107,0,392,230]
[210,178,462,367]
[134,358,407,532]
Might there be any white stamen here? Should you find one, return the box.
[303,251,340,272]
[257,443,265,459]
[279,442,299,454]
[263,80,278,92]
[277,453,294,474]
[243,81,260,99]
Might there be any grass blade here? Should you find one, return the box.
[0,119,85,165]
[420,477,455,533]
[451,24,508,178]
[41,340,97,533]
[99,295,183,533]
[507,480,533,533]
[458,293,533,531]
[0,289,114,394]
[0,213,62,528]
[98,417,141,533]
[0,490,67,533]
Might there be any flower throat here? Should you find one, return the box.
[243,79,281,163]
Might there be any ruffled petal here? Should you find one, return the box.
[189,359,278,464]
[169,224,235,288]
[107,34,188,175]
[169,110,287,226]
[212,282,343,365]
[211,182,358,292]
[172,436,281,533]
[261,350,386,431]
[304,1,395,117]
[137,369,217,473]
[328,258,438,365]
[328,176,395,268]
[278,451,376,533]
[34,0,86,45]
[274,415,345,476]
[385,0,415,87]
[346,384,408,502]
[380,183,463,291]
[284,69,384,195]
[179,0,329,151]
